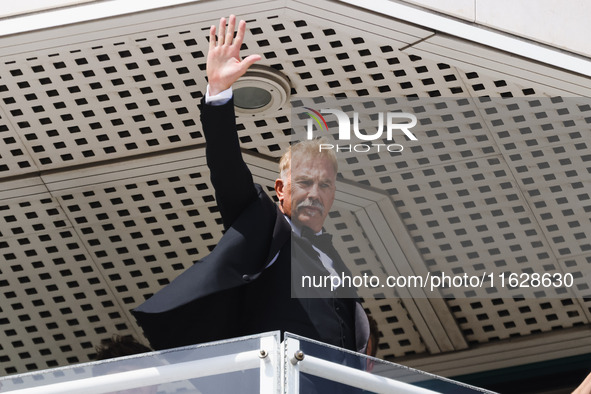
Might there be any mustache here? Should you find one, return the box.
[296,199,325,214]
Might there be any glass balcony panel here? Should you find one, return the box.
[285,332,495,393]
[0,332,280,394]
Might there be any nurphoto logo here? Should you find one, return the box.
[302,105,418,153]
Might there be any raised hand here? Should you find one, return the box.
[207,15,262,96]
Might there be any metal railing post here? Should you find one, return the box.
[259,335,280,394]
[283,337,301,394]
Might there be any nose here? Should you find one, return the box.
[307,182,321,199]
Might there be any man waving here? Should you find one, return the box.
[133,15,368,355]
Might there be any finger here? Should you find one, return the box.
[217,17,226,46]
[573,373,591,394]
[209,25,216,51]
[225,14,236,46]
[234,19,246,49]
[241,54,262,70]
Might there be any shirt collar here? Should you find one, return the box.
[283,214,322,237]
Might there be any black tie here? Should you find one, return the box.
[300,226,346,274]
[300,226,357,298]
[301,226,334,254]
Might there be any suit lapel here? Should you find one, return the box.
[264,207,291,265]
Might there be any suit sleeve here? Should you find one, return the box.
[200,96,259,228]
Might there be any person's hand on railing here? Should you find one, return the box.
[573,372,591,394]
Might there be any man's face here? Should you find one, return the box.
[275,155,336,233]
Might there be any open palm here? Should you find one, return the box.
[207,15,261,96]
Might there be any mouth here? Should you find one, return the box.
[299,206,321,216]
[296,201,324,217]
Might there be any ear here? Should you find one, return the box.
[275,178,285,204]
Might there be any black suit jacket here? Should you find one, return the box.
[132,98,361,351]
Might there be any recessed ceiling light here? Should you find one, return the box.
[233,64,291,115]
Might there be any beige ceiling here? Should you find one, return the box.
[0,0,590,382]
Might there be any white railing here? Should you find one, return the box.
[297,354,439,394]
[0,332,493,394]
[5,351,262,394]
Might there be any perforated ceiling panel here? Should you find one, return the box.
[323,208,427,358]
[0,25,207,171]
[335,95,591,344]
[0,0,590,378]
[0,185,132,373]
